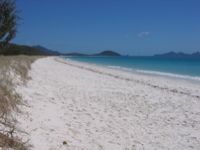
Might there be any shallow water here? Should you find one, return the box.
[62,56,200,82]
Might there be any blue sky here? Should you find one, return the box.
[12,0,200,56]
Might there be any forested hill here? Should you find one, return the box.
[63,50,121,56]
[93,50,121,56]
[32,45,61,55]
[0,44,121,56]
[0,44,48,55]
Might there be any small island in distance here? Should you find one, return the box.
[154,51,200,57]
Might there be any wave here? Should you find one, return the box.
[137,70,200,81]
[108,65,133,72]
[108,65,122,69]
[108,65,200,82]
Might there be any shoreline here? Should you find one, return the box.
[57,57,200,98]
[17,57,200,149]
[61,56,200,84]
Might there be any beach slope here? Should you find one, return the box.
[17,57,200,150]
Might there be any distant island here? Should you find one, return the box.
[93,50,121,56]
[154,51,200,57]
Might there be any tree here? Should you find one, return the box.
[0,0,20,48]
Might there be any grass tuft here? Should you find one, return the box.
[0,55,42,149]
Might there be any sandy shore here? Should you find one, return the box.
[16,57,200,150]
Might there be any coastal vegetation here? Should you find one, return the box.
[0,0,34,149]
[0,55,41,149]
[0,43,48,56]
[0,0,21,49]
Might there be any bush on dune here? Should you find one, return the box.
[0,55,41,150]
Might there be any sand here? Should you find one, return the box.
[16,57,200,150]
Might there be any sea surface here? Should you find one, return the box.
[62,56,200,83]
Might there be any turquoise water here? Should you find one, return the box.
[62,56,200,82]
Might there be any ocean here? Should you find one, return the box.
[62,56,200,83]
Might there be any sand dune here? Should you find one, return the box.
[17,57,200,150]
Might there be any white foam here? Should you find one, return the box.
[137,70,200,81]
[108,65,122,69]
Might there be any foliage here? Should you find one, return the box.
[0,0,21,49]
[0,56,41,149]
[0,43,49,55]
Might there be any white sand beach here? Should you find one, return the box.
[16,57,200,150]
